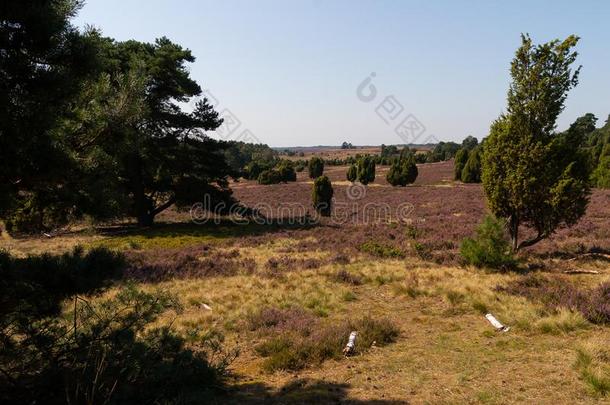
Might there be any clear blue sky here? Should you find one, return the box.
[75,0,610,147]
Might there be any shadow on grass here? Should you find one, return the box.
[94,217,319,249]
[528,245,610,261]
[224,378,408,404]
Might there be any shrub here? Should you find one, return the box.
[258,169,283,184]
[460,215,516,269]
[454,148,469,181]
[294,160,306,172]
[386,153,418,186]
[412,241,432,261]
[312,176,333,217]
[357,155,376,185]
[461,147,482,183]
[308,157,324,179]
[277,160,297,182]
[346,164,357,182]
[245,158,276,180]
[360,241,404,258]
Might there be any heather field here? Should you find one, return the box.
[2,161,610,404]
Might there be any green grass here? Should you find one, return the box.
[359,241,405,258]
[575,343,610,397]
[91,221,313,250]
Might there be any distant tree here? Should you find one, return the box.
[461,148,481,183]
[482,34,590,251]
[454,149,470,181]
[427,142,460,162]
[579,113,610,188]
[245,161,264,180]
[294,160,307,172]
[461,135,479,150]
[346,164,358,182]
[380,144,399,158]
[357,155,376,185]
[341,141,354,149]
[386,152,418,186]
[258,169,283,185]
[308,157,325,178]
[312,176,333,216]
[276,160,297,182]
[224,141,277,178]
[414,152,428,164]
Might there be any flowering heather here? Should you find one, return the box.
[125,245,255,282]
[246,307,316,335]
[247,307,399,372]
[228,161,609,263]
[498,275,610,324]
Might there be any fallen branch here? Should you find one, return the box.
[563,269,600,275]
[343,331,357,356]
[485,313,510,332]
[567,253,610,262]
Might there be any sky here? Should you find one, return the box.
[74,0,610,147]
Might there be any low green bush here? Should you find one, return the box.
[258,169,283,184]
[460,215,516,269]
[359,241,404,258]
[312,176,333,216]
[346,164,357,182]
[308,157,325,178]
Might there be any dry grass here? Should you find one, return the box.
[575,337,610,397]
[78,239,609,403]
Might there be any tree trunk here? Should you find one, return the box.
[129,152,154,227]
[509,214,519,252]
[137,212,154,227]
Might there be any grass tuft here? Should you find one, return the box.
[574,339,610,397]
